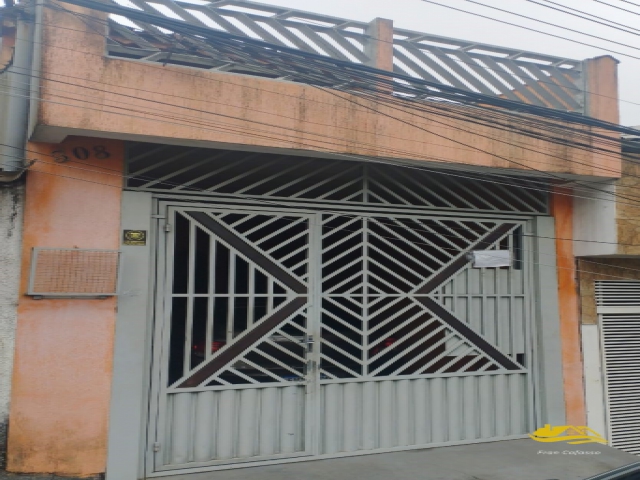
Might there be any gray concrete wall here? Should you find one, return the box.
[0,182,24,469]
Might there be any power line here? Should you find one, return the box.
[6,67,628,185]
[5,76,637,210]
[35,5,637,174]
[5,158,640,282]
[318,87,640,207]
[41,0,640,192]
[27,12,640,112]
[618,0,640,8]
[6,9,640,208]
[419,0,640,60]
[2,35,636,206]
[529,0,640,36]
[50,0,640,137]
[594,0,640,17]
[465,0,640,51]
[2,17,631,180]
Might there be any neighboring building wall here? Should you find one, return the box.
[576,152,640,325]
[616,153,640,256]
[578,259,640,326]
[7,137,123,476]
[0,182,24,469]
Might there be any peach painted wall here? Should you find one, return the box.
[29,5,620,179]
[551,186,586,426]
[8,137,123,475]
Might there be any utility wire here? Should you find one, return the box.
[45,0,640,169]
[8,6,640,231]
[420,0,640,60]
[28,13,640,111]
[5,42,640,207]
[6,158,640,282]
[595,0,640,17]
[465,0,640,51]
[618,0,640,8]
[40,5,637,172]
[5,68,629,186]
[5,77,638,210]
[50,0,640,137]
[2,19,631,177]
[532,0,640,35]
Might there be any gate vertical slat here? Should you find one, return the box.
[238,389,258,457]
[430,377,445,443]
[193,391,215,462]
[217,390,236,460]
[463,376,478,440]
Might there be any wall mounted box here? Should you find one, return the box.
[27,248,122,298]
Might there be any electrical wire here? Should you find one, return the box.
[5,156,640,282]
[2,52,638,218]
[50,0,640,137]
[6,78,639,211]
[595,0,640,17]
[531,0,640,35]
[419,0,640,61]
[46,0,640,182]
[618,0,640,8]
[27,12,640,112]
[28,5,640,183]
[3,5,640,249]
[464,0,640,50]
[4,68,629,189]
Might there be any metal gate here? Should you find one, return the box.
[596,281,640,455]
[148,203,534,474]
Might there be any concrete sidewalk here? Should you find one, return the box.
[0,439,636,480]
[170,439,638,480]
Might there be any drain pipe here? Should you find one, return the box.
[0,2,34,181]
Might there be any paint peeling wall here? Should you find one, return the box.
[0,182,24,469]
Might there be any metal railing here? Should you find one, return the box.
[105,0,585,112]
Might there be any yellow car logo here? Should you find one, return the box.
[529,424,607,444]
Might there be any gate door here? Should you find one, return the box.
[151,207,316,471]
[317,215,531,453]
[150,206,533,473]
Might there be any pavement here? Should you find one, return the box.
[168,439,639,480]
[0,439,637,480]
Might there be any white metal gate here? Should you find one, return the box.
[148,203,534,474]
[597,281,640,455]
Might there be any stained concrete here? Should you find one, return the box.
[168,439,638,480]
[0,183,24,469]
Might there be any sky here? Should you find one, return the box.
[3,0,640,125]
[252,0,640,126]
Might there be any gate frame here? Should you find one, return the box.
[106,191,566,480]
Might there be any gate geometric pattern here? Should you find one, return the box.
[167,210,310,389]
[319,215,526,380]
[165,208,528,391]
[127,145,549,214]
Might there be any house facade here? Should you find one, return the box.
[0,0,637,478]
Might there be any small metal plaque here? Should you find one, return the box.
[123,230,147,246]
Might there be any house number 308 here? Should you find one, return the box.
[52,146,110,163]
